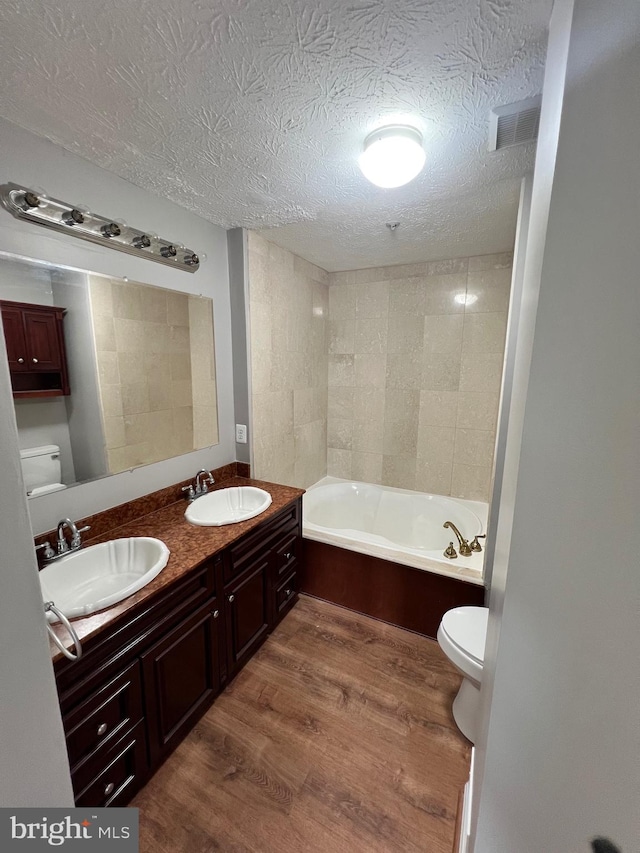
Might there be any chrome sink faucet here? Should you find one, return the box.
[36,517,91,564]
[182,469,215,502]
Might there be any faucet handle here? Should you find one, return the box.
[35,541,55,561]
[71,525,90,548]
[182,484,196,501]
[470,534,486,552]
[444,542,458,559]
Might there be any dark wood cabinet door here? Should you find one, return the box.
[1,300,69,396]
[141,600,222,767]
[1,306,28,371]
[23,309,62,370]
[225,559,269,675]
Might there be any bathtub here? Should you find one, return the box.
[303,477,487,586]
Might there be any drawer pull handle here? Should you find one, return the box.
[213,609,219,619]
[284,552,292,560]
[228,594,235,603]
[97,723,108,737]
[17,357,24,363]
[285,589,292,597]
[104,782,115,797]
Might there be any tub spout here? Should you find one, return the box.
[443,521,472,557]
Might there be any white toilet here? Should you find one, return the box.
[437,606,489,744]
[19,444,67,497]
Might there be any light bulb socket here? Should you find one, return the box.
[160,244,177,258]
[184,253,199,266]
[132,233,151,249]
[62,208,85,226]
[100,222,121,238]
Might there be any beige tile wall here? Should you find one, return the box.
[247,232,329,488]
[189,296,219,449]
[89,276,218,474]
[327,252,512,501]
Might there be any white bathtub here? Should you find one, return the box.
[303,477,487,585]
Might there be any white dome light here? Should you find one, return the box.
[358,125,426,188]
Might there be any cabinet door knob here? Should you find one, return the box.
[285,589,292,597]
[228,594,235,603]
[213,609,219,619]
[32,357,38,363]
[104,782,115,797]
[17,357,24,363]
[97,722,108,736]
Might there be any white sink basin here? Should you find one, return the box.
[185,486,272,526]
[40,537,170,622]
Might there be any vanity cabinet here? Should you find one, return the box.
[224,558,270,676]
[0,299,70,397]
[54,498,302,807]
[142,598,222,765]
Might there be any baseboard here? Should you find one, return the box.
[453,785,465,852]
[455,747,475,853]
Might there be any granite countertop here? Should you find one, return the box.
[48,477,304,663]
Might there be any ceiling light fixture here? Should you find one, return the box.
[358,125,426,189]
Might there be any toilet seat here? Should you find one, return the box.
[437,606,488,685]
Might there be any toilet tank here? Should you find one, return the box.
[19,444,63,494]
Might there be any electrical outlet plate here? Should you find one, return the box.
[235,424,247,443]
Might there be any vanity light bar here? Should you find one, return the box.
[0,183,201,273]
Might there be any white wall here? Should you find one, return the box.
[0,117,235,533]
[481,174,532,592]
[0,318,73,806]
[473,0,640,850]
[53,272,107,482]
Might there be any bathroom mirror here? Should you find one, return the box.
[0,252,219,496]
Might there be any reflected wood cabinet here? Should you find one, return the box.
[54,499,301,807]
[0,299,70,397]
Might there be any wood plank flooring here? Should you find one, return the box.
[132,595,471,853]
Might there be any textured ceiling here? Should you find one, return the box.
[0,0,552,271]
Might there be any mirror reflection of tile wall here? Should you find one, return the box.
[88,276,218,474]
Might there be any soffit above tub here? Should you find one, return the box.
[0,0,552,271]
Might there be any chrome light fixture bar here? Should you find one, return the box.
[0,183,201,273]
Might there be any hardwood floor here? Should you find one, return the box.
[132,595,471,853]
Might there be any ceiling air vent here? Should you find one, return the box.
[488,96,541,151]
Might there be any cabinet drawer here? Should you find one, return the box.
[274,530,299,577]
[64,661,143,771]
[226,501,300,583]
[275,570,298,617]
[74,720,148,807]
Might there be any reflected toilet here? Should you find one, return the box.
[19,444,67,497]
